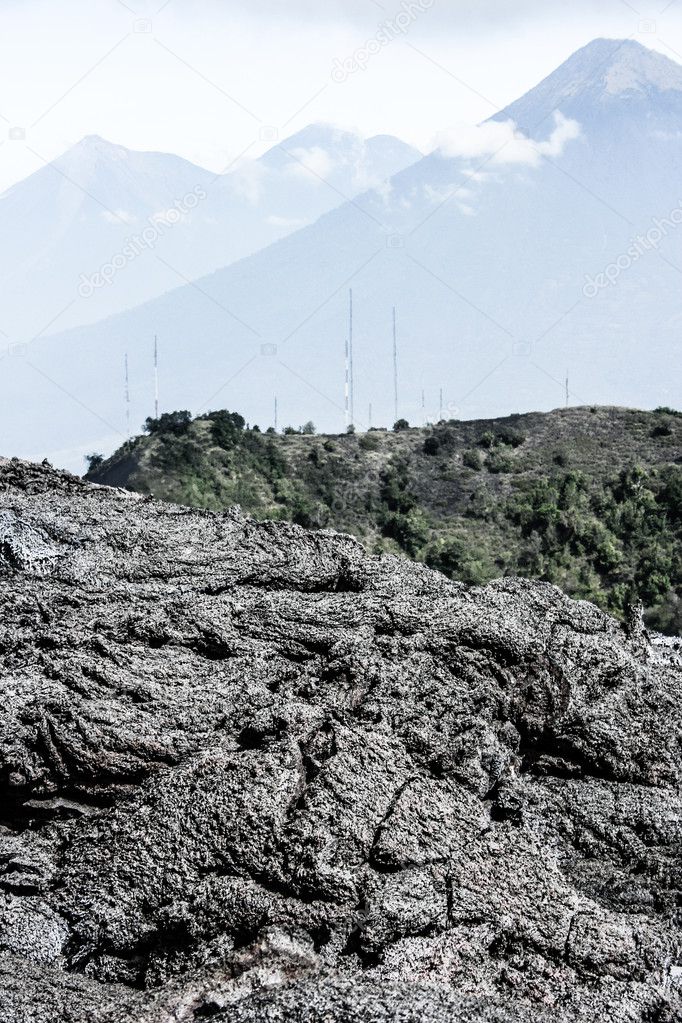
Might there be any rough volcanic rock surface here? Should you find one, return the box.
[1,457,682,1022]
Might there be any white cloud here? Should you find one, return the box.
[372,178,394,206]
[1,0,678,195]
[423,183,476,215]
[435,112,581,167]
[208,0,599,30]
[286,146,335,182]
[226,161,268,204]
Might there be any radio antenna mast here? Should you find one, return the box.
[344,335,350,429]
[154,335,159,419]
[392,307,399,424]
[274,395,278,432]
[565,370,569,408]
[125,353,131,440]
[349,289,355,427]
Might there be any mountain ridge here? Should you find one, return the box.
[495,37,682,134]
[0,123,421,202]
[4,39,682,469]
[0,122,421,343]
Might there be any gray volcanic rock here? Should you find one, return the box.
[1,457,681,1022]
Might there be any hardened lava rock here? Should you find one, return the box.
[0,456,681,1022]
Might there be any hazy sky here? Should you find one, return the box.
[2,0,682,193]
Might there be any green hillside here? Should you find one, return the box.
[87,406,682,634]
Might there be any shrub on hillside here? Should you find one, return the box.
[360,433,381,452]
[425,537,490,586]
[378,457,427,554]
[379,459,416,515]
[463,450,482,471]
[202,410,246,449]
[381,510,429,556]
[486,451,515,474]
[646,591,682,636]
[144,410,193,437]
[496,427,526,448]
[479,427,525,450]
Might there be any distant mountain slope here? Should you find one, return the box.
[88,404,682,634]
[0,125,420,341]
[497,37,682,134]
[5,39,682,469]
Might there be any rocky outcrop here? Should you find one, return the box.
[1,457,681,1022]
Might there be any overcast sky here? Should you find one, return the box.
[2,0,682,193]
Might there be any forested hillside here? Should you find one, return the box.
[87,406,682,633]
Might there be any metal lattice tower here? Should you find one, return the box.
[154,336,159,420]
[125,353,131,440]
[349,290,355,427]
[392,307,399,424]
